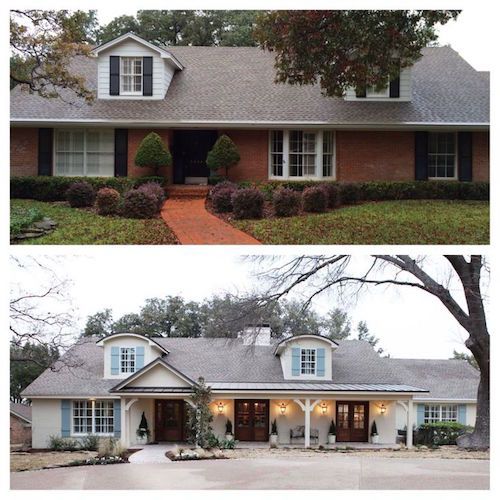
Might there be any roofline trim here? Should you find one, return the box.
[274,334,338,356]
[10,409,32,423]
[413,398,477,402]
[210,388,428,394]
[10,119,490,131]
[96,332,169,354]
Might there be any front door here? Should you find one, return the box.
[234,400,269,442]
[336,401,369,442]
[173,130,218,184]
[155,400,185,441]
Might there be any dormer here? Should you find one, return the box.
[96,333,169,379]
[274,334,338,381]
[92,32,183,100]
[344,67,412,102]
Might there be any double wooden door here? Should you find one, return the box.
[336,401,369,442]
[155,400,185,441]
[234,400,270,441]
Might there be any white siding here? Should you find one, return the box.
[127,363,191,388]
[128,399,155,445]
[97,39,176,100]
[345,67,412,101]
[395,402,477,429]
[31,399,61,449]
[280,338,333,381]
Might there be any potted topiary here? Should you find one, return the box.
[136,412,150,445]
[206,134,240,178]
[134,132,172,176]
[225,419,233,441]
[371,421,379,444]
[328,419,336,444]
[270,419,279,447]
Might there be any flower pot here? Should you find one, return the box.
[328,434,336,444]
[136,435,148,446]
[225,434,233,441]
[270,434,279,446]
[371,434,379,444]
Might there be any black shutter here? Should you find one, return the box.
[458,132,473,181]
[143,56,153,96]
[38,128,53,176]
[389,75,400,98]
[110,56,120,96]
[415,131,429,181]
[114,129,128,177]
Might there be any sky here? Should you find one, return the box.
[10,251,487,360]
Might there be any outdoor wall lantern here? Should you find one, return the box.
[217,402,224,414]
[320,402,328,414]
[280,403,287,415]
[380,404,387,415]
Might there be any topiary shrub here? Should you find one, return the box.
[206,134,240,177]
[212,186,237,213]
[273,188,301,217]
[302,186,327,213]
[134,132,172,175]
[321,183,342,208]
[66,181,96,208]
[339,182,361,204]
[232,188,264,219]
[136,182,165,210]
[210,180,238,197]
[123,189,158,219]
[96,187,121,216]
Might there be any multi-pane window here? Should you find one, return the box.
[120,347,136,374]
[424,404,458,423]
[322,131,334,177]
[73,400,114,435]
[300,348,316,375]
[121,57,142,94]
[270,131,284,177]
[289,131,316,177]
[428,132,456,179]
[54,129,114,177]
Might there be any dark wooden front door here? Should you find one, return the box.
[155,400,185,441]
[234,400,269,441]
[336,401,369,442]
[173,130,218,184]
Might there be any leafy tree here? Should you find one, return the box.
[10,10,95,100]
[96,15,140,44]
[134,132,172,176]
[112,313,145,335]
[82,309,113,337]
[452,349,479,370]
[186,377,213,448]
[206,134,240,177]
[254,10,459,97]
[135,10,195,46]
[216,10,258,46]
[357,321,383,354]
[321,307,351,341]
[281,299,322,337]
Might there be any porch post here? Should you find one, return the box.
[406,398,413,448]
[121,397,128,448]
[304,398,311,448]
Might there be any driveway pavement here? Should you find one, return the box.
[10,455,489,490]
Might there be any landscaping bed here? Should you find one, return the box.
[10,450,98,472]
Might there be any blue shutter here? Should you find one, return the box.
[111,346,120,375]
[61,400,71,437]
[416,404,425,426]
[317,348,325,376]
[114,400,121,438]
[291,348,300,376]
[458,404,467,425]
[136,346,145,371]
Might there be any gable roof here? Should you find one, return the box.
[96,332,170,355]
[10,46,489,127]
[274,334,338,355]
[10,402,32,423]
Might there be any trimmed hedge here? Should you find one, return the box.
[96,188,121,216]
[273,188,301,217]
[66,182,96,208]
[302,186,328,213]
[123,190,158,219]
[11,176,165,201]
[232,188,264,219]
[136,182,166,211]
[416,422,473,446]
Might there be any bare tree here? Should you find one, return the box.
[250,255,489,449]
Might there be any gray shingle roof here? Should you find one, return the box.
[10,402,32,422]
[10,46,489,125]
[21,337,477,400]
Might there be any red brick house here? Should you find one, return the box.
[10,33,489,185]
[10,402,32,449]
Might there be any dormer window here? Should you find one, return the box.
[121,57,142,95]
[120,347,136,374]
[300,348,316,375]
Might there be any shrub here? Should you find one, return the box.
[273,188,301,217]
[211,182,238,213]
[211,180,238,196]
[206,134,241,176]
[416,422,472,446]
[10,206,43,235]
[208,175,227,186]
[136,182,165,210]
[81,434,100,451]
[329,420,336,435]
[134,132,172,175]
[123,189,158,219]
[232,188,264,219]
[97,437,118,458]
[48,435,80,451]
[225,419,233,435]
[321,183,342,208]
[371,421,378,436]
[96,188,121,215]
[302,186,327,213]
[66,182,95,208]
[339,182,361,205]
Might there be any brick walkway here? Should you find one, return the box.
[161,197,261,245]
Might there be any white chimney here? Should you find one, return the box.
[239,324,272,346]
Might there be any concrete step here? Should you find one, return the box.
[167,185,210,199]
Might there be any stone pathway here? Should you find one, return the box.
[128,444,173,464]
[161,195,261,245]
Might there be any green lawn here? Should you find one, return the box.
[11,199,178,245]
[233,200,489,245]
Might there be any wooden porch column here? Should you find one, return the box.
[304,398,311,448]
[406,398,413,448]
[120,397,128,448]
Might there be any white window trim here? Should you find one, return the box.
[427,131,458,181]
[268,130,336,181]
[120,57,143,96]
[71,400,114,437]
[423,404,458,424]
[300,348,317,376]
[120,347,136,375]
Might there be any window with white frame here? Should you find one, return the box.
[269,130,335,180]
[300,348,316,375]
[120,347,136,374]
[121,57,142,94]
[424,404,458,423]
[428,132,457,179]
[72,400,114,435]
[54,129,114,177]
